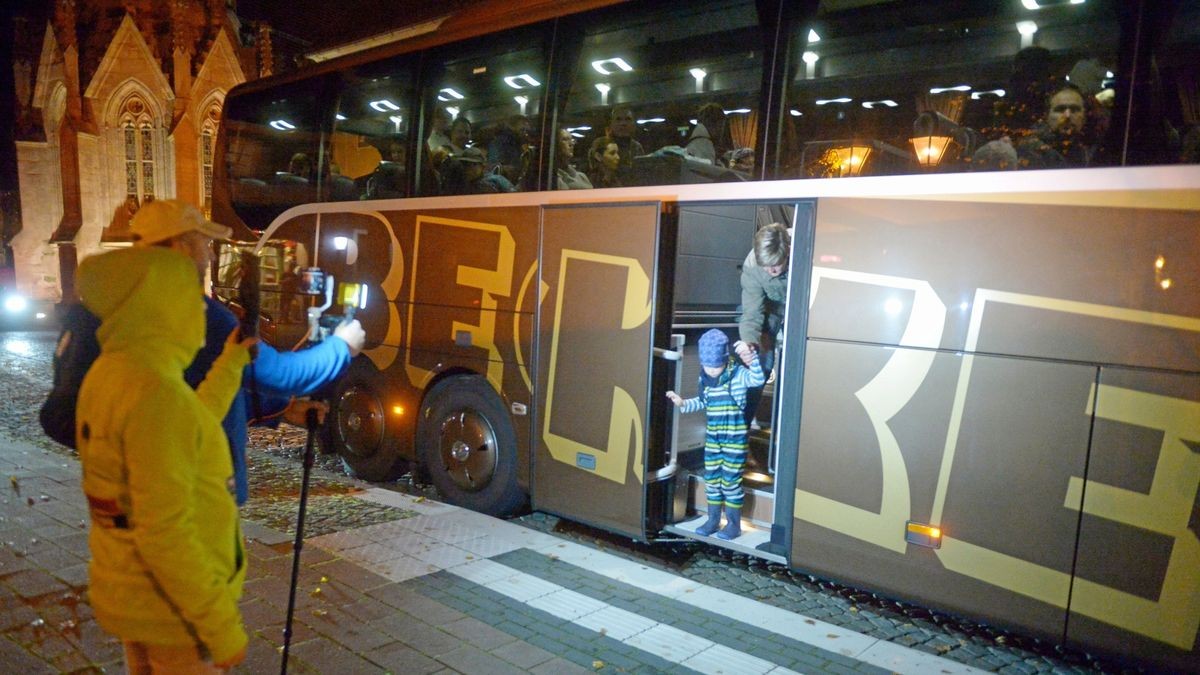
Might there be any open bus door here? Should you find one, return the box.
[532,202,679,540]
[656,201,816,562]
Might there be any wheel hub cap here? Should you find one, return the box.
[438,410,497,492]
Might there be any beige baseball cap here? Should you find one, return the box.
[129,199,233,245]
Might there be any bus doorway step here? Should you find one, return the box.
[663,518,786,563]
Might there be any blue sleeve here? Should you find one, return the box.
[244,390,291,428]
[244,338,352,398]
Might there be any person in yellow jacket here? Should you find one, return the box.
[75,246,253,672]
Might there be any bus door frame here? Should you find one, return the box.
[761,198,817,557]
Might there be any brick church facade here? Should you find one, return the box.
[9,0,287,303]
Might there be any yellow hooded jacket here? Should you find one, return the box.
[76,247,250,662]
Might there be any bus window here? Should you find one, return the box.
[419,29,548,196]
[1128,2,1199,166]
[221,77,331,230]
[558,0,764,189]
[781,1,1120,178]
[332,56,416,201]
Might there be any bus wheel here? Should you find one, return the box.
[418,375,526,518]
[326,360,409,481]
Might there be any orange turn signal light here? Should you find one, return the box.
[905,521,942,549]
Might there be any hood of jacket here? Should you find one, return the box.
[77,247,206,369]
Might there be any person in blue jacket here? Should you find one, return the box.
[129,200,366,504]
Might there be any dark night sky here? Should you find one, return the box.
[236,0,463,49]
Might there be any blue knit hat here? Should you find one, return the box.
[697,329,729,367]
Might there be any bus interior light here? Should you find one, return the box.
[905,521,942,549]
[369,99,400,112]
[335,113,347,121]
[801,51,819,65]
[592,57,633,75]
[438,88,465,101]
[637,118,666,124]
[1016,21,1038,36]
[970,89,1006,99]
[503,74,541,89]
[930,85,971,94]
[862,100,898,109]
[268,119,296,131]
[807,29,820,43]
[725,108,752,114]
[815,97,851,105]
[789,109,803,117]
[446,106,459,117]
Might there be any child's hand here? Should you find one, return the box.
[733,340,756,366]
[666,391,683,407]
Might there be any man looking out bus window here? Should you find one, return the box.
[739,223,790,429]
[130,200,366,505]
[606,105,645,173]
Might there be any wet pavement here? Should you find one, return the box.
[0,330,1130,673]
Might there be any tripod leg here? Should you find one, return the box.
[280,407,320,675]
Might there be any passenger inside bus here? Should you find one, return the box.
[605,106,645,178]
[555,128,592,190]
[972,82,1105,170]
[447,117,472,156]
[587,136,622,189]
[364,135,408,199]
[426,108,453,154]
[684,102,728,165]
[487,114,533,190]
[441,147,514,195]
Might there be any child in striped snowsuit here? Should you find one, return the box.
[667,328,765,540]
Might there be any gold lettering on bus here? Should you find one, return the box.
[930,290,1200,647]
[405,215,515,391]
[1066,384,1200,650]
[795,268,945,553]
[543,250,651,484]
[362,210,406,372]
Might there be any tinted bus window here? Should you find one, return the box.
[331,57,416,201]
[1129,1,1199,166]
[558,0,764,189]
[221,77,331,230]
[419,29,548,196]
[781,1,1120,178]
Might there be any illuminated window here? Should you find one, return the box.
[119,95,157,203]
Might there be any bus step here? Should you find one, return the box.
[663,518,785,563]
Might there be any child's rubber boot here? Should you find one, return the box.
[695,504,723,536]
[716,506,742,540]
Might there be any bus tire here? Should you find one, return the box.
[418,375,526,518]
[325,358,409,481]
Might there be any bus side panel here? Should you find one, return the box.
[786,197,1200,668]
[791,342,1091,643]
[1067,367,1200,671]
[534,203,662,539]
[289,206,542,467]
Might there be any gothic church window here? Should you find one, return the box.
[120,95,157,204]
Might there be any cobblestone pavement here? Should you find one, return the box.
[0,330,1134,673]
